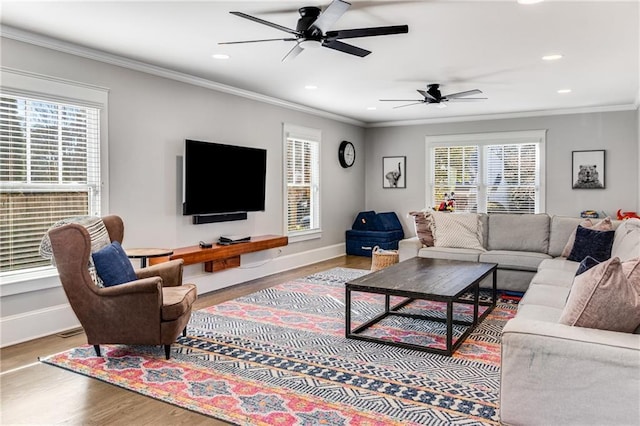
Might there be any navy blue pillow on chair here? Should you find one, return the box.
[567,225,615,263]
[91,241,137,287]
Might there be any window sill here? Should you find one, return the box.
[0,267,61,297]
[287,229,322,243]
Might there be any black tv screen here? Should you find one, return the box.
[182,139,267,216]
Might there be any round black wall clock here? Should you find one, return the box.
[338,140,355,168]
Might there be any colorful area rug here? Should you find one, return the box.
[41,267,519,425]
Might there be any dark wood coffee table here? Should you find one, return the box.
[345,257,497,356]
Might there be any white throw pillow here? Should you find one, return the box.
[611,218,640,262]
[432,212,485,251]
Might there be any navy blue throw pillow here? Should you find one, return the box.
[575,255,601,276]
[91,241,137,287]
[567,225,615,263]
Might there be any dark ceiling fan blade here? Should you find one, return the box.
[417,89,438,101]
[282,43,304,62]
[230,11,300,36]
[393,102,426,109]
[444,89,483,98]
[445,97,488,101]
[322,40,370,57]
[326,25,408,40]
[379,99,423,102]
[312,0,351,33]
[219,38,297,45]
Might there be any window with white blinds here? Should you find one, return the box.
[428,131,545,214]
[0,94,101,273]
[485,143,538,213]
[433,145,479,212]
[283,124,320,240]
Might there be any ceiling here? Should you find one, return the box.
[1,0,638,126]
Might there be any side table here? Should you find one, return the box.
[125,248,174,268]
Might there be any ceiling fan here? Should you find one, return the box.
[219,0,409,62]
[380,84,487,109]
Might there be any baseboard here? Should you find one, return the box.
[0,304,80,348]
[0,243,346,348]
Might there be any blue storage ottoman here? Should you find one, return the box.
[345,211,404,257]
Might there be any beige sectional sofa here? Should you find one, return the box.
[399,213,594,292]
[398,213,640,425]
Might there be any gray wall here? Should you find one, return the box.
[364,111,639,236]
[0,37,366,345]
[1,35,639,346]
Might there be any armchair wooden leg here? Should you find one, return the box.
[164,344,171,360]
[93,345,101,357]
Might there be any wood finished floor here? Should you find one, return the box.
[0,255,371,425]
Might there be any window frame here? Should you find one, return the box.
[426,130,546,214]
[282,123,322,242]
[0,68,109,291]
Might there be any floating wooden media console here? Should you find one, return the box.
[149,235,288,272]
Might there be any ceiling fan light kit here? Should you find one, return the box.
[219,0,409,61]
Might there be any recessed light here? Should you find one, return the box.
[212,54,229,60]
[557,89,572,94]
[304,85,318,90]
[518,0,544,4]
[366,107,377,111]
[542,54,563,61]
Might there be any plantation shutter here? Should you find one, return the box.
[432,145,479,212]
[485,143,538,214]
[286,136,319,233]
[0,94,101,273]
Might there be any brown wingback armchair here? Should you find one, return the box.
[48,215,197,359]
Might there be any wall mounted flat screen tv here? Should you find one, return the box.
[182,139,267,216]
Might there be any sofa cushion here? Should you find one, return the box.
[479,250,551,272]
[529,268,577,288]
[519,284,571,310]
[432,212,484,250]
[559,257,640,333]
[515,304,564,323]
[537,258,580,273]
[567,225,615,262]
[408,211,434,247]
[561,217,613,258]
[488,213,549,253]
[417,246,482,262]
[548,216,587,257]
[611,218,640,262]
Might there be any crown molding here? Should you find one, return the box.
[0,25,366,127]
[366,104,639,128]
[2,25,636,129]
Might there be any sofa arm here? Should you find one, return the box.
[500,318,640,426]
[399,237,422,261]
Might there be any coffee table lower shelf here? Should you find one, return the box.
[345,293,495,356]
